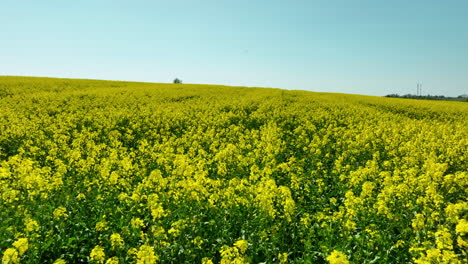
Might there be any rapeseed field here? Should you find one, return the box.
[0,76,467,263]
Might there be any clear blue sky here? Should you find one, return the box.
[1,0,467,96]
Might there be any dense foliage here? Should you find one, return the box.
[1,77,467,263]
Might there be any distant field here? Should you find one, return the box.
[1,76,467,263]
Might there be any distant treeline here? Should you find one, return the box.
[385,94,468,102]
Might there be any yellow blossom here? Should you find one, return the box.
[118,193,128,201]
[136,245,158,264]
[201,257,214,264]
[412,213,425,230]
[456,219,468,235]
[53,206,68,220]
[24,218,39,232]
[90,245,105,263]
[131,218,145,229]
[105,257,119,264]
[2,248,19,264]
[326,250,349,264]
[278,252,288,263]
[220,242,250,264]
[127,248,138,256]
[12,238,28,255]
[234,240,248,254]
[192,236,204,248]
[110,233,124,248]
[95,221,108,231]
[457,237,468,248]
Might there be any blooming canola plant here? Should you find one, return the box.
[0,77,467,263]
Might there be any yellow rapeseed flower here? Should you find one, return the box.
[90,245,105,263]
[24,218,39,232]
[110,233,124,248]
[105,257,119,264]
[95,221,108,231]
[53,206,68,220]
[12,238,28,256]
[234,240,248,254]
[2,248,19,264]
[201,257,214,264]
[278,252,288,263]
[326,250,349,264]
[457,236,468,248]
[136,245,158,264]
[412,213,425,230]
[192,236,204,248]
[131,218,145,229]
[456,219,468,235]
[127,247,138,256]
[118,193,128,201]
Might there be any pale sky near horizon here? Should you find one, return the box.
[1,0,467,96]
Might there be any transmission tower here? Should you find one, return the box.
[416,83,422,96]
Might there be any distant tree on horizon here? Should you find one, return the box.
[384,93,468,102]
[173,78,182,84]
